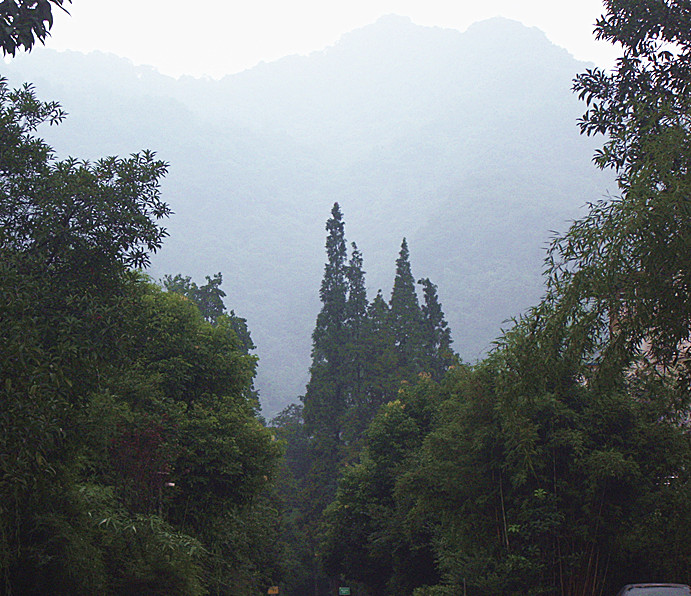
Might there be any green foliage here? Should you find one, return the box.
[359,290,399,411]
[346,242,368,333]
[0,76,171,592]
[387,5,691,586]
[162,273,254,355]
[122,284,256,406]
[398,310,691,594]
[395,10,691,589]
[0,79,171,274]
[294,205,456,593]
[0,75,282,594]
[304,202,350,443]
[298,204,358,592]
[0,0,70,56]
[316,9,691,585]
[270,404,324,595]
[110,281,281,591]
[78,484,206,596]
[343,242,369,417]
[321,378,441,595]
[389,238,424,374]
[551,0,691,382]
[0,266,281,592]
[313,202,349,367]
[418,277,455,380]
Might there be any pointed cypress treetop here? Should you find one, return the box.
[389,238,424,371]
[367,289,390,331]
[390,239,418,312]
[320,203,347,304]
[313,202,348,363]
[418,278,449,341]
[346,241,368,333]
[418,277,455,379]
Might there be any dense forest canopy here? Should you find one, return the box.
[1,0,690,595]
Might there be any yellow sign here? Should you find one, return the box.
[268,587,279,595]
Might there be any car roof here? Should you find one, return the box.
[619,586,691,594]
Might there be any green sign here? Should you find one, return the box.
[338,588,351,596]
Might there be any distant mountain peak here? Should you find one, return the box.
[372,13,415,27]
[323,14,566,65]
[334,13,422,45]
[466,16,548,38]
[464,16,567,56]
[3,13,605,415]
[375,12,413,25]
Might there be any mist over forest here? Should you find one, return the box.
[3,3,691,594]
[5,15,613,416]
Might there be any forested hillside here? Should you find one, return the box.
[2,2,689,594]
[5,15,612,415]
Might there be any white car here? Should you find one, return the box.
[616,585,691,596]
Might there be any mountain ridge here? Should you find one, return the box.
[3,16,613,416]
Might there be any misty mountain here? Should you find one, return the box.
[3,15,613,416]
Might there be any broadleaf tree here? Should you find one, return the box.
[0,0,70,56]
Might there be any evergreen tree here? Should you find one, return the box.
[418,277,455,380]
[298,204,352,593]
[303,202,349,441]
[344,242,368,410]
[345,242,368,341]
[313,203,348,365]
[362,290,399,412]
[389,238,424,376]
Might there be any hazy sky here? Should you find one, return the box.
[46,0,619,79]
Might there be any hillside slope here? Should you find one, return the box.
[4,16,613,415]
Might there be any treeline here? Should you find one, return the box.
[305,204,455,451]
[271,204,457,593]
[0,78,283,594]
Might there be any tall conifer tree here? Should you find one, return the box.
[418,277,455,380]
[389,238,424,375]
[300,204,357,592]
[345,242,367,338]
[312,203,348,366]
[344,242,368,409]
[363,290,399,409]
[303,203,348,441]
[295,204,348,593]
